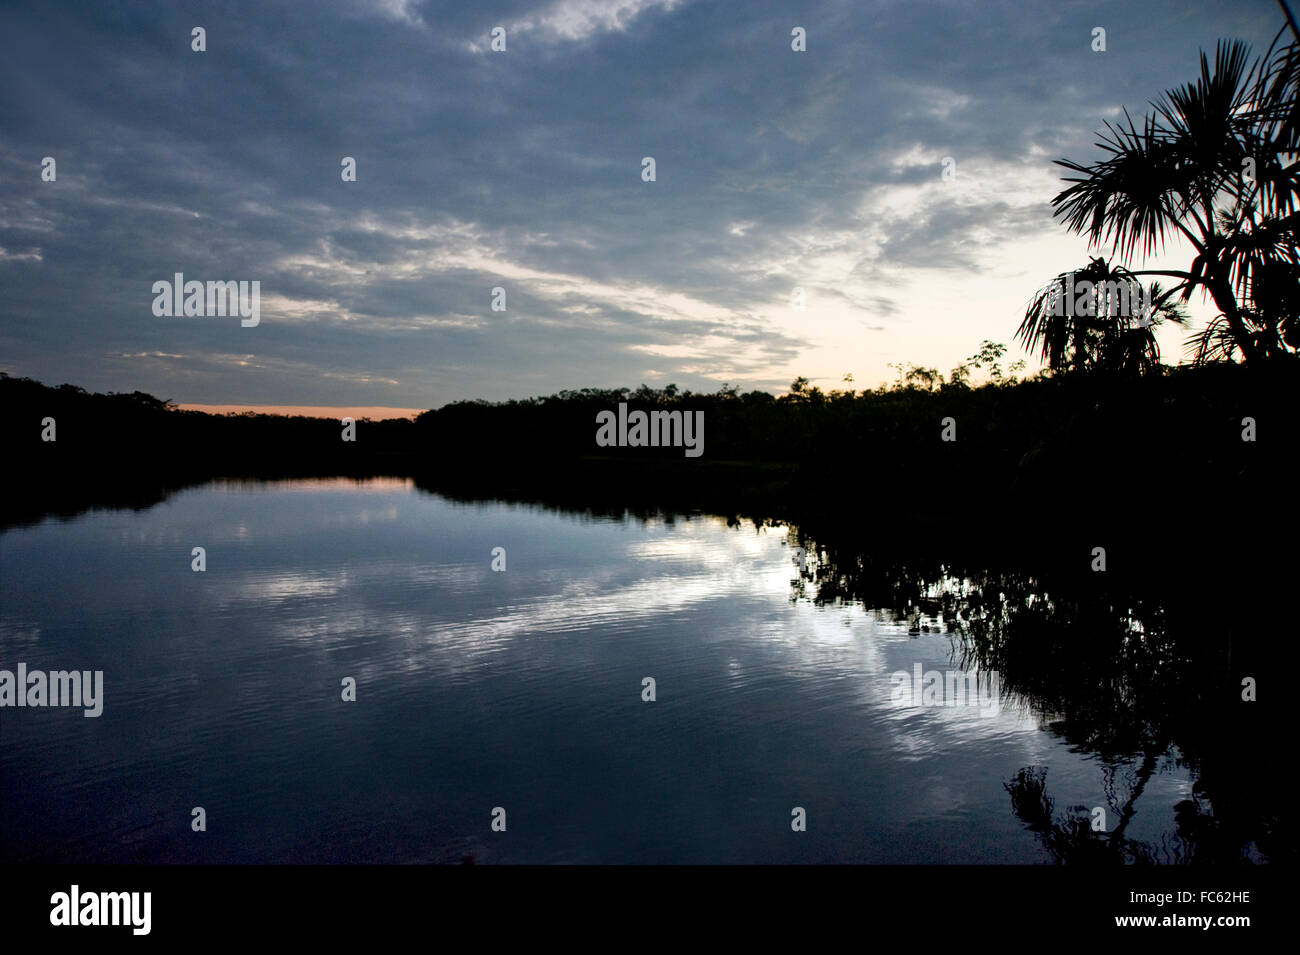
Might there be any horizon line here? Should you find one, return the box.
[176,404,425,420]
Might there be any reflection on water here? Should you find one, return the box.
[0,480,1289,863]
[784,524,1289,864]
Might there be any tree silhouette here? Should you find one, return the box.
[1019,258,1187,376]
[1026,31,1300,368]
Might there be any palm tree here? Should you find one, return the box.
[1018,257,1188,376]
[1026,28,1299,367]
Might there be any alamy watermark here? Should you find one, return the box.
[595,402,704,457]
[1044,275,1152,325]
[152,273,260,327]
[50,885,150,935]
[0,663,103,716]
[889,663,1000,715]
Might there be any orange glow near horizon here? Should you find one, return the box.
[177,404,425,420]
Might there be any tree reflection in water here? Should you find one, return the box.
[784,522,1290,864]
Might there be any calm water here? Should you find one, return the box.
[0,478,1233,863]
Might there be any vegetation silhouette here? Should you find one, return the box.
[1019,260,1188,377]
[780,515,1290,863]
[5,347,1295,543]
[1024,31,1300,368]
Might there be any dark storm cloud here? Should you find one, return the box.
[0,0,1286,405]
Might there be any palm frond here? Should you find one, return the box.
[1186,314,1244,364]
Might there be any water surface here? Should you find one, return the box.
[0,478,1249,863]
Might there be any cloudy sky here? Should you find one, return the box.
[0,0,1288,413]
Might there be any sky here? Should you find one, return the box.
[0,0,1290,412]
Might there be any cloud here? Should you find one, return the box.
[0,0,1281,403]
[464,0,688,49]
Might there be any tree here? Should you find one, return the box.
[958,340,1028,384]
[1019,258,1188,376]
[1027,30,1299,367]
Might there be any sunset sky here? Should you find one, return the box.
[0,0,1287,412]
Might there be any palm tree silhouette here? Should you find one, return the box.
[1019,257,1187,376]
[1026,30,1299,367]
